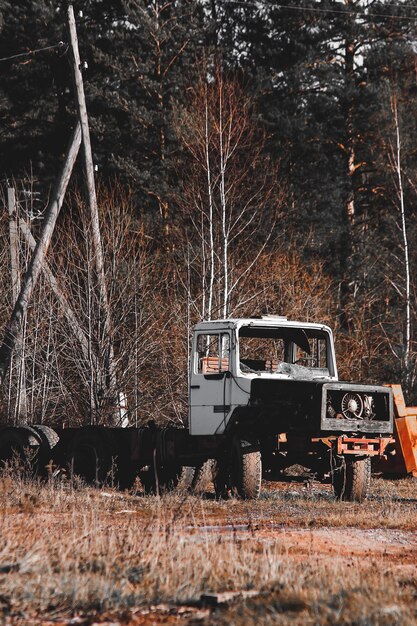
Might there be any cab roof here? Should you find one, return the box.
[193,316,333,335]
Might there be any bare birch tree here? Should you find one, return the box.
[388,96,412,389]
[174,62,283,320]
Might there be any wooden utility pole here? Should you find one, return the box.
[0,123,82,387]
[67,4,116,413]
[7,188,27,421]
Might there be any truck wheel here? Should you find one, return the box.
[139,463,181,494]
[176,466,195,491]
[0,426,42,472]
[32,425,59,476]
[180,460,214,495]
[332,456,371,502]
[213,458,230,499]
[230,438,262,500]
[158,463,183,493]
[68,428,111,485]
[32,425,59,450]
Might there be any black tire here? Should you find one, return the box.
[116,460,138,490]
[177,460,214,494]
[139,462,181,495]
[230,438,262,500]
[32,425,60,477]
[139,466,157,494]
[213,457,230,499]
[191,460,214,494]
[332,456,371,502]
[32,425,59,450]
[0,426,42,472]
[67,428,112,485]
[158,463,183,493]
[176,466,195,491]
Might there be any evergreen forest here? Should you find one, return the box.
[1,0,417,425]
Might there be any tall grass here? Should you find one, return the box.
[0,475,416,624]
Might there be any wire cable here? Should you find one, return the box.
[222,0,417,23]
[0,41,65,64]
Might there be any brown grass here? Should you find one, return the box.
[0,474,416,625]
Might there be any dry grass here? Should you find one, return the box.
[0,473,416,625]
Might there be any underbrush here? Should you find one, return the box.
[0,474,415,624]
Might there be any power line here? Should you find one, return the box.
[0,41,65,64]
[223,1,417,23]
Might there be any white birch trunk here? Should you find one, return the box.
[392,97,411,380]
[205,90,215,321]
[7,188,28,421]
[218,76,228,318]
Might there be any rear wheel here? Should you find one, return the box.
[139,462,182,494]
[230,438,262,500]
[0,426,42,473]
[213,457,230,499]
[32,425,59,476]
[187,460,214,494]
[332,456,371,502]
[176,466,196,491]
[214,439,262,500]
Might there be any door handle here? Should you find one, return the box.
[190,384,200,389]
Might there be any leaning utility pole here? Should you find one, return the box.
[67,4,116,413]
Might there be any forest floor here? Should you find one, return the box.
[0,471,416,626]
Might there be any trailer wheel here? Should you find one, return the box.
[230,438,262,500]
[68,428,111,485]
[191,460,214,494]
[32,425,59,476]
[179,460,214,494]
[176,466,195,491]
[0,426,42,472]
[139,466,156,494]
[139,462,182,494]
[213,457,230,499]
[32,425,59,450]
[332,456,371,502]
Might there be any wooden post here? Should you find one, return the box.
[7,188,28,421]
[67,4,116,416]
[0,123,82,387]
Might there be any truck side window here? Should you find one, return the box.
[197,334,230,374]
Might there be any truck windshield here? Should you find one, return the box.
[238,326,329,376]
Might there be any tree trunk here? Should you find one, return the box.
[392,96,411,389]
[339,1,356,330]
[7,188,27,422]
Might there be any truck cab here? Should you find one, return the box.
[190,316,337,436]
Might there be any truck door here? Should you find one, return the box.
[189,331,232,435]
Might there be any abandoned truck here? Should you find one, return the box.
[0,316,394,502]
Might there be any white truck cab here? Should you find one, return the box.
[189,316,338,436]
